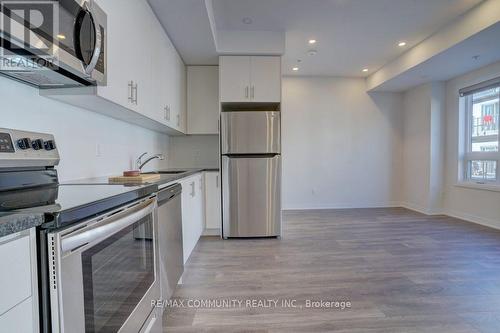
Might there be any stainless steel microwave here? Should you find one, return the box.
[0,0,106,88]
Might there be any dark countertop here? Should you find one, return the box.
[153,168,219,188]
[0,212,45,238]
[62,167,219,187]
[0,183,158,237]
[0,168,219,238]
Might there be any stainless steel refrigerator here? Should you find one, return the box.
[221,110,281,238]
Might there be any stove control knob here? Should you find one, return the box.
[17,138,32,150]
[44,140,56,151]
[31,139,44,150]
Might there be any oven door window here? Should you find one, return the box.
[81,214,155,332]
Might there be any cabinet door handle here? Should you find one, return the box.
[190,182,195,197]
[245,86,249,99]
[216,175,219,188]
[251,86,254,99]
[164,105,170,121]
[128,81,134,103]
[133,83,138,105]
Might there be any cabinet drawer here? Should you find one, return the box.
[0,234,32,315]
[0,297,33,333]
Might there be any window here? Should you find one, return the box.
[462,83,500,185]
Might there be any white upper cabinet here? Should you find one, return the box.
[42,0,186,135]
[219,56,281,103]
[250,56,281,103]
[96,0,152,114]
[150,13,186,132]
[170,49,187,133]
[187,66,219,134]
[220,56,251,103]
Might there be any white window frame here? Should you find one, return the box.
[461,86,500,187]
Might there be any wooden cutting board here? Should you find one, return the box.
[108,173,161,184]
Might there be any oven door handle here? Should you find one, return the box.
[60,198,156,255]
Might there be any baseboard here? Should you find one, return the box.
[398,202,444,215]
[202,228,221,236]
[283,201,402,211]
[283,203,500,231]
[443,209,500,231]
[400,203,500,230]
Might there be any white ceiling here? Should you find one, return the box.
[150,0,485,76]
[212,0,484,76]
[147,0,218,65]
[374,22,500,91]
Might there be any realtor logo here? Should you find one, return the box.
[0,0,59,71]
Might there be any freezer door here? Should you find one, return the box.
[221,111,280,154]
[222,155,281,237]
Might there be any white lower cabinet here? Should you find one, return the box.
[0,298,35,333]
[178,171,221,262]
[0,228,39,332]
[180,173,204,264]
[204,172,221,234]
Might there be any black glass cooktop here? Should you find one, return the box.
[0,184,157,229]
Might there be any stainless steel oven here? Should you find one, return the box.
[0,0,107,87]
[47,196,160,333]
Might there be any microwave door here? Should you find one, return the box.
[221,111,281,155]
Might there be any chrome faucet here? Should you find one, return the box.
[136,152,165,171]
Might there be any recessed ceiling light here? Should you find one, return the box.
[362,68,369,72]
[308,39,317,44]
[307,49,318,56]
[56,34,66,40]
[242,17,253,24]
[292,67,299,71]
[398,41,407,47]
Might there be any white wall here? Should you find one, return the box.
[429,82,446,213]
[401,83,432,211]
[443,61,500,227]
[282,76,403,210]
[0,75,169,181]
[401,82,446,214]
[169,135,219,169]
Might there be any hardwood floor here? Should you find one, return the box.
[162,208,500,332]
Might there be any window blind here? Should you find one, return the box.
[459,76,500,97]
